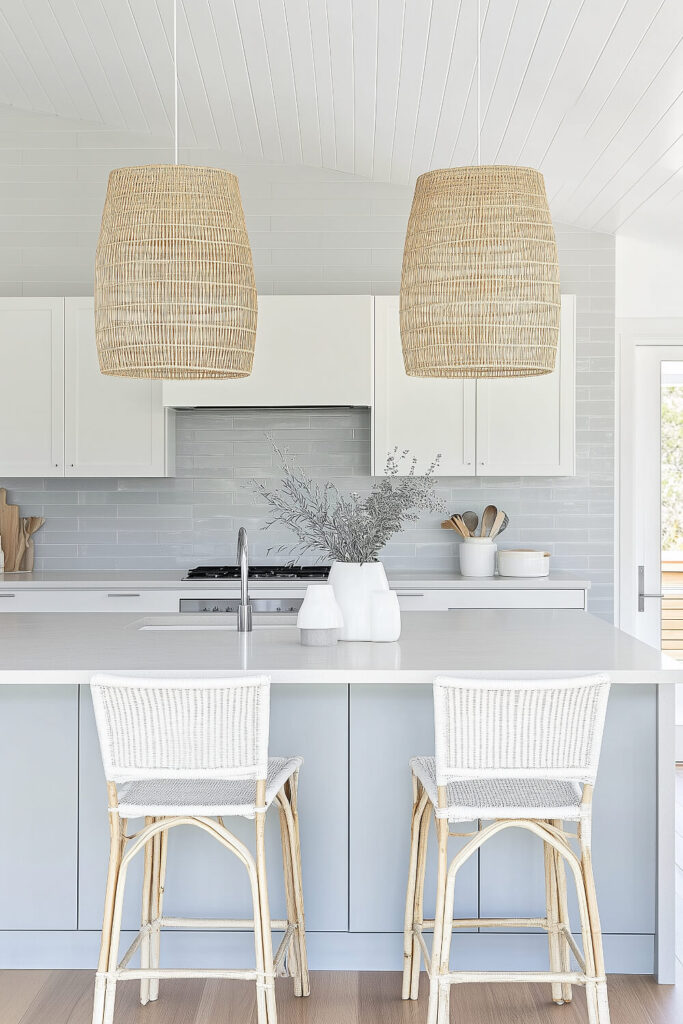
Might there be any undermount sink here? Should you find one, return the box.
[136,614,297,632]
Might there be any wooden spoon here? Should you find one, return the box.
[462,511,478,535]
[480,504,497,537]
[450,514,471,539]
[489,510,509,539]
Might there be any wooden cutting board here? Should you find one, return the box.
[0,488,20,571]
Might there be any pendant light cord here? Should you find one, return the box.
[476,0,481,166]
[173,0,178,165]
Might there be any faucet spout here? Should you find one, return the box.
[236,526,252,632]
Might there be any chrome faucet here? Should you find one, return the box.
[236,526,252,632]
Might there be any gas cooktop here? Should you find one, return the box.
[183,564,330,581]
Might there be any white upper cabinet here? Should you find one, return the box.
[0,298,173,479]
[373,295,575,477]
[373,296,476,475]
[64,299,172,478]
[475,296,575,476]
[0,298,64,477]
[162,295,373,408]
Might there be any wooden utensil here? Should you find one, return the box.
[462,511,478,535]
[480,504,497,537]
[450,514,471,539]
[489,510,509,539]
[0,488,21,572]
[20,516,45,571]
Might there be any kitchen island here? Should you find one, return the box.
[0,609,679,979]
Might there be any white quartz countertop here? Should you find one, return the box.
[0,609,677,685]
[0,569,590,591]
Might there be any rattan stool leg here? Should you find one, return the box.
[139,817,154,1006]
[149,824,167,1002]
[285,773,310,997]
[551,820,573,1003]
[544,835,563,1004]
[92,800,124,1024]
[580,838,610,1023]
[402,779,426,998]
[278,791,301,995]
[255,784,277,1024]
[427,812,449,1024]
[410,793,430,1000]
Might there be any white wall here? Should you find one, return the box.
[616,234,683,318]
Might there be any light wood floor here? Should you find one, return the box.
[1,971,682,1024]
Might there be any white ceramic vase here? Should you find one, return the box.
[328,560,389,641]
[296,584,343,646]
[370,589,401,642]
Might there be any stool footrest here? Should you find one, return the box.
[420,917,548,930]
[158,916,289,930]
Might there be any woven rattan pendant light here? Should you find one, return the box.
[400,2,560,379]
[94,1,257,379]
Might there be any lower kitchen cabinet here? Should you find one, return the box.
[78,683,349,934]
[348,684,478,932]
[0,686,78,929]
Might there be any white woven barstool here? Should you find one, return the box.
[89,673,309,1024]
[402,674,611,1024]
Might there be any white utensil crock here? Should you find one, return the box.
[459,537,497,578]
[370,590,401,642]
[328,561,389,641]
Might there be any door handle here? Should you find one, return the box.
[638,565,664,612]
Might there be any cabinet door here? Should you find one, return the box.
[349,684,478,931]
[373,296,476,475]
[162,295,373,408]
[64,298,171,477]
[0,298,64,476]
[0,686,78,928]
[475,295,575,476]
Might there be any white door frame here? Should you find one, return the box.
[617,317,683,984]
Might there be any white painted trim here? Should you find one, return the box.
[616,318,683,984]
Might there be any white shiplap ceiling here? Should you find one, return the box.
[0,0,682,238]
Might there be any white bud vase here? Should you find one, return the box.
[328,560,389,641]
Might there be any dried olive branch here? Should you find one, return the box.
[251,439,444,563]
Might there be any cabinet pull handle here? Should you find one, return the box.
[0,593,15,598]
[396,592,425,597]
[107,592,141,598]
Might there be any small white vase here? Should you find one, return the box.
[328,561,389,641]
[370,590,401,642]
[296,584,343,646]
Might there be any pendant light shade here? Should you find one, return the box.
[400,165,560,378]
[94,164,257,379]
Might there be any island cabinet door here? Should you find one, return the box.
[478,685,656,969]
[348,685,478,936]
[0,686,78,930]
[78,684,349,936]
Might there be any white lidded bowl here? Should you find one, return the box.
[497,549,550,578]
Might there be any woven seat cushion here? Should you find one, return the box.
[411,756,584,822]
[116,756,302,819]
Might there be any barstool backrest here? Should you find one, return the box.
[90,674,271,783]
[433,674,610,786]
